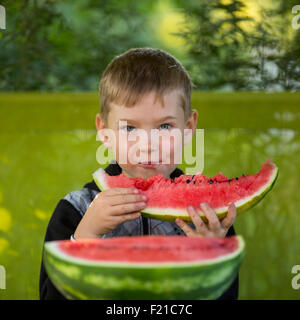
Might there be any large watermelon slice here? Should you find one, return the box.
[43,235,245,300]
[93,158,278,222]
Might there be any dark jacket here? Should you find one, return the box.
[39,161,239,300]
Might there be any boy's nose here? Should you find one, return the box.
[137,130,157,148]
[137,131,161,161]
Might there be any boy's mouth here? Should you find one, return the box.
[138,162,160,168]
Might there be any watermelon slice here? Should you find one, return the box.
[43,235,245,300]
[93,158,278,222]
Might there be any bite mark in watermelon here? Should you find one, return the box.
[93,159,278,223]
[43,235,245,300]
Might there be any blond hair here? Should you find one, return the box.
[99,47,196,123]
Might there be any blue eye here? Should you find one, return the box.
[123,125,135,132]
[160,123,172,130]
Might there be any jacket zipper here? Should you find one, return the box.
[142,217,149,235]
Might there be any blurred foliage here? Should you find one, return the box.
[175,0,300,91]
[0,0,299,91]
[0,0,158,91]
[176,0,254,90]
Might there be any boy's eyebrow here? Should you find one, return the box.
[157,116,178,122]
[117,116,177,125]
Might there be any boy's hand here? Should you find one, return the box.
[74,188,147,239]
[175,202,236,238]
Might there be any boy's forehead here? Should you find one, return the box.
[108,90,184,124]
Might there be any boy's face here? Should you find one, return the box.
[96,90,198,179]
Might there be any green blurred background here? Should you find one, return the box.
[0,0,299,299]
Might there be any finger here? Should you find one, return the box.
[186,206,208,234]
[175,218,198,237]
[110,201,147,215]
[221,202,237,229]
[105,187,140,196]
[109,194,147,206]
[200,202,221,232]
[114,211,141,223]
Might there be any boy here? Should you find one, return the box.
[39,47,238,300]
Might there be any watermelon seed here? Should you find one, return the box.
[228,179,231,182]
[235,177,239,180]
[193,181,196,184]
[209,179,213,184]
[186,179,191,183]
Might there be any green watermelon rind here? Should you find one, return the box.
[92,162,278,223]
[43,236,245,300]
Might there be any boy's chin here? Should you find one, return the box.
[121,163,177,179]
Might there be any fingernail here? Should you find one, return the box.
[134,189,139,193]
[200,202,206,207]
[188,205,194,210]
[142,195,147,200]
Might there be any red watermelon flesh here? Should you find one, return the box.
[93,158,278,222]
[57,236,240,263]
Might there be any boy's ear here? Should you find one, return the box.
[96,113,113,149]
[184,109,198,145]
